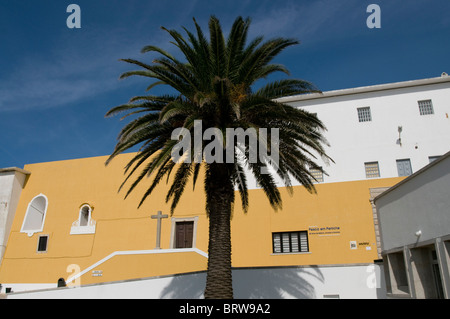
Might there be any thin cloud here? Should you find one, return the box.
[0,23,167,113]
[248,0,362,42]
[0,0,362,113]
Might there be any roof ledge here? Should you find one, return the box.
[0,167,31,175]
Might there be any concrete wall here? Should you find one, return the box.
[5,264,386,299]
[375,152,450,252]
[0,168,29,262]
[375,152,450,298]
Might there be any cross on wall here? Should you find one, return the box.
[151,210,168,249]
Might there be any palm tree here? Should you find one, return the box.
[105,16,331,299]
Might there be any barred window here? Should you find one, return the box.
[365,162,380,178]
[272,231,309,254]
[357,107,372,122]
[310,167,324,183]
[418,100,434,115]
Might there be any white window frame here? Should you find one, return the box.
[20,194,49,237]
[70,204,96,235]
[169,216,198,249]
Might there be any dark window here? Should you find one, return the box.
[418,99,434,115]
[57,278,66,287]
[272,231,309,253]
[357,107,372,122]
[175,221,194,248]
[37,235,48,252]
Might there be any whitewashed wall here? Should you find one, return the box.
[273,78,450,186]
[0,169,29,262]
[5,264,385,299]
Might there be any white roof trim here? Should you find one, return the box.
[276,75,450,103]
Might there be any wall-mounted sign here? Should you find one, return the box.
[92,270,103,277]
[308,226,341,236]
[350,241,374,250]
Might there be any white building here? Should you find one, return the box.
[277,74,450,186]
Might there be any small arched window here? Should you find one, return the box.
[79,205,90,226]
[70,204,96,235]
[57,278,66,287]
[21,194,48,236]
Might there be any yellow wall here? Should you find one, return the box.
[0,153,403,286]
[232,178,403,267]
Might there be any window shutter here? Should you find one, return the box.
[272,231,309,253]
[396,159,412,177]
[299,232,309,252]
[282,233,290,252]
[273,233,282,253]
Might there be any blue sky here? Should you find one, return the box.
[0,0,449,169]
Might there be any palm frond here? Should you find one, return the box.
[106,15,331,214]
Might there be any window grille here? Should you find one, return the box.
[365,162,380,178]
[310,167,324,183]
[357,107,372,122]
[272,231,309,253]
[418,100,434,115]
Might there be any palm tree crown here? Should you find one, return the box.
[106,16,331,299]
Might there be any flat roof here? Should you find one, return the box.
[277,74,450,103]
[0,167,31,175]
[374,149,450,203]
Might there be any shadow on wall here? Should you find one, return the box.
[159,267,324,299]
[159,272,206,299]
[233,267,324,299]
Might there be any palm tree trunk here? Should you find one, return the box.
[204,163,234,299]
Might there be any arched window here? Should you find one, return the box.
[21,194,48,236]
[57,278,66,287]
[79,205,90,226]
[70,204,96,235]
